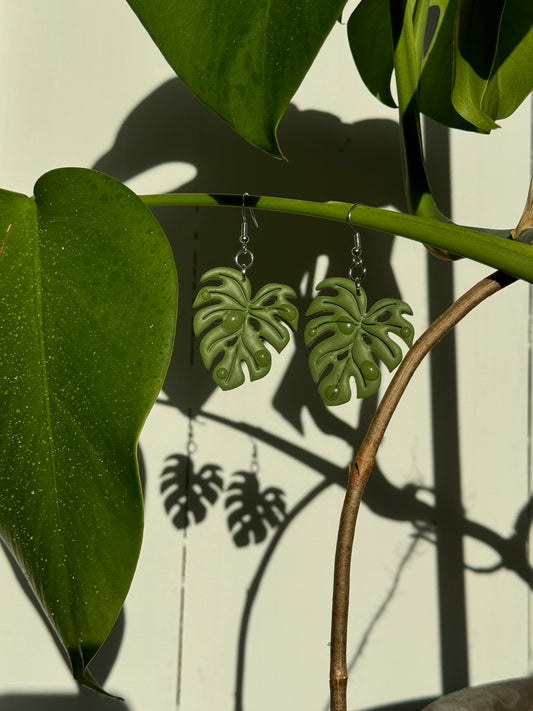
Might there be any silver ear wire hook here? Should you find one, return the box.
[236,192,257,280]
[347,203,367,291]
[241,192,259,232]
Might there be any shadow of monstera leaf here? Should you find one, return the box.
[225,471,286,547]
[161,454,223,529]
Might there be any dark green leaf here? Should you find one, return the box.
[347,0,396,108]
[420,0,533,131]
[0,168,177,692]
[451,0,505,131]
[349,0,533,132]
[193,267,298,391]
[417,0,476,130]
[453,0,533,128]
[305,278,413,405]
[347,0,469,126]
[124,0,348,157]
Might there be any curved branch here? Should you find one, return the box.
[329,269,516,711]
[197,407,533,584]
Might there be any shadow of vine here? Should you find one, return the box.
[91,77,531,710]
[6,76,529,710]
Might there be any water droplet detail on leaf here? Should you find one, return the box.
[338,321,355,335]
[200,289,211,301]
[307,326,317,338]
[361,361,379,380]
[254,349,270,367]
[325,385,340,402]
[216,367,228,380]
[222,310,243,334]
[280,304,297,320]
[401,326,412,339]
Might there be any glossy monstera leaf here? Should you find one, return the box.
[124,0,348,156]
[305,278,414,405]
[348,0,533,133]
[0,168,177,693]
[450,0,533,131]
[193,267,298,390]
[347,0,396,109]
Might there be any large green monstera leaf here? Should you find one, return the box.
[124,0,347,156]
[305,278,414,405]
[348,0,533,133]
[0,168,177,693]
[193,267,298,390]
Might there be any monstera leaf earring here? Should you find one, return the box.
[194,194,299,390]
[305,204,415,406]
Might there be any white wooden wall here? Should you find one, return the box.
[0,2,531,710]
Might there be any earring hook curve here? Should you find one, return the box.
[242,192,259,228]
[347,202,361,252]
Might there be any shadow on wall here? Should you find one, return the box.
[0,691,129,711]
[92,77,463,711]
[0,76,415,711]
[3,77,528,711]
[90,77,532,711]
[93,77,409,422]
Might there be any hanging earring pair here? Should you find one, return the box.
[193,198,414,403]
[193,194,299,390]
[305,204,415,406]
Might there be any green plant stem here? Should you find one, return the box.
[141,193,533,283]
[389,0,437,218]
[329,269,515,711]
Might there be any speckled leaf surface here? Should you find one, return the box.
[124,0,348,157]
[0,168,177,692]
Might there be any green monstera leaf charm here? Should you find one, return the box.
[305,278,414,405]
[193,267,298,390]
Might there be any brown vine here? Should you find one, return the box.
[329,269,516,711]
